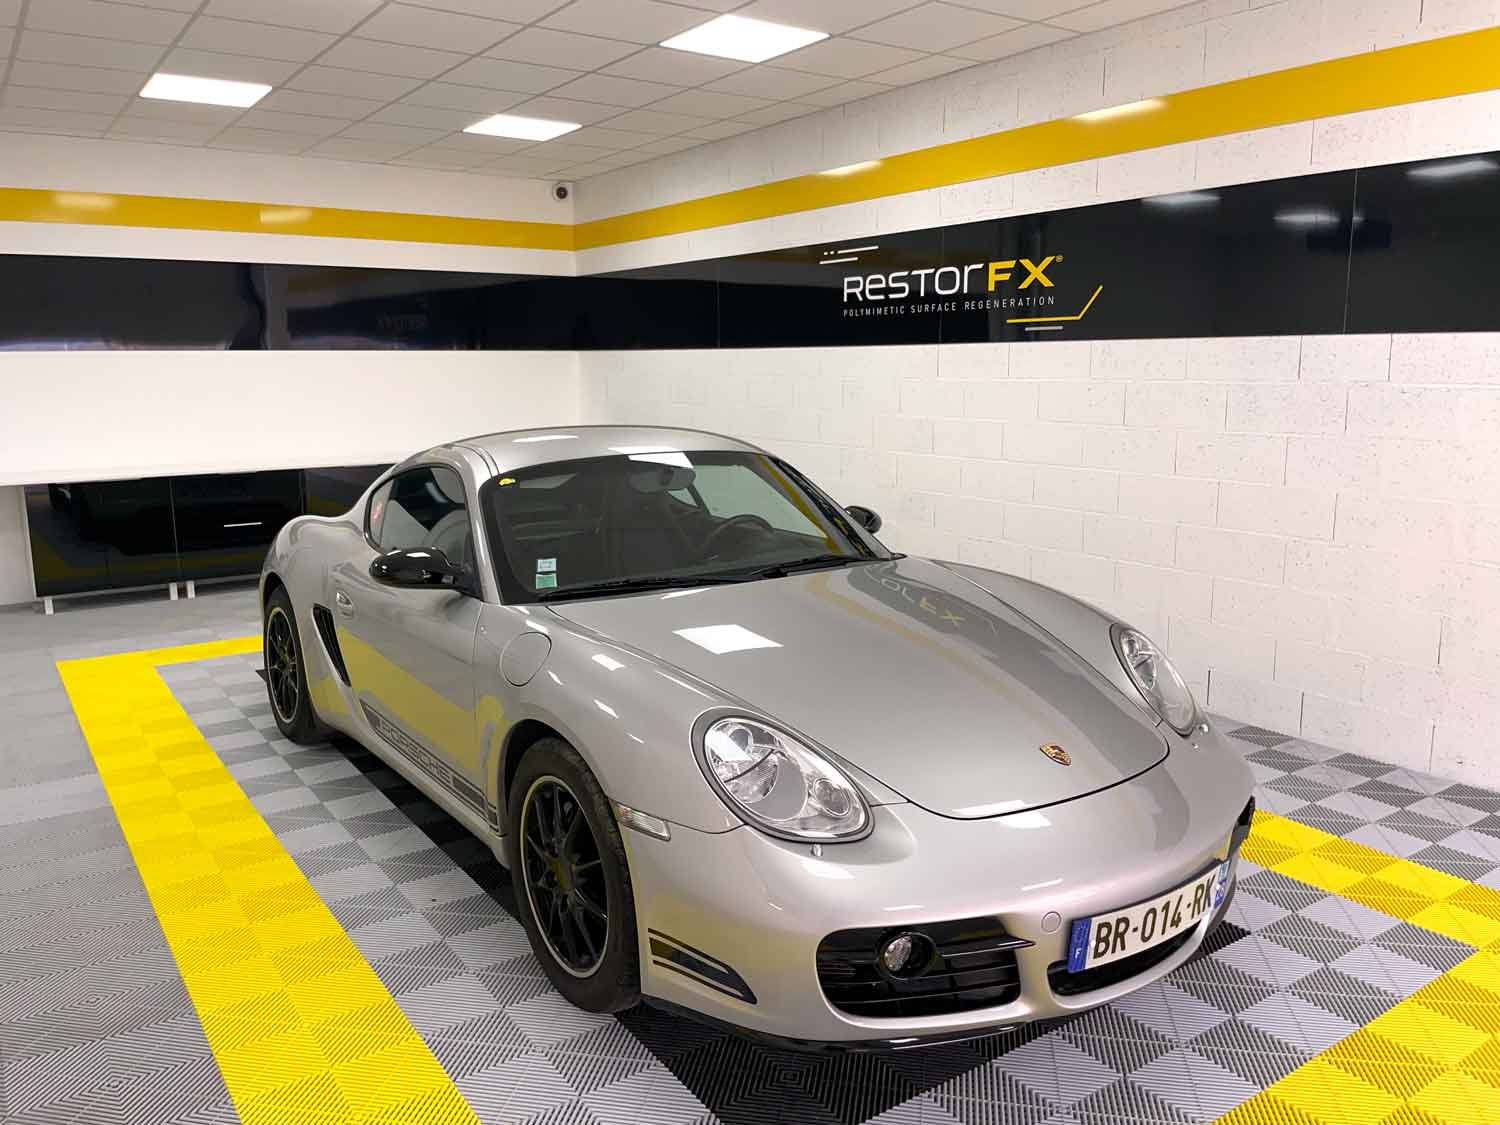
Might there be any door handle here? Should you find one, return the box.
[334,590,355,616]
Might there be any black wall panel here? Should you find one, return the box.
[0,150,1493,354]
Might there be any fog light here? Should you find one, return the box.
[878,932,932,977]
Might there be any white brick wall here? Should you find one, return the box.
[584,331,1500,786]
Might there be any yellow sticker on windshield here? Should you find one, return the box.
[498,477,515,485]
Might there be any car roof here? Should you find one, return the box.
[438,425,767,478]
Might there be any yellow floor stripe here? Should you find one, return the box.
[5,27,1500,252]
[1217,811,1500,1125]
[57,639,479,1125]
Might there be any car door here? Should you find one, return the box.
[331,463,489,818]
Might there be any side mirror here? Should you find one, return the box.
[845,505,882,534]
[370,547,470,591]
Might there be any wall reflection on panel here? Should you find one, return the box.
[172,470,303,581]
[25,480,179,595]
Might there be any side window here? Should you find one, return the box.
[368,467,472,565]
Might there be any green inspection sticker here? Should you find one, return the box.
[535,574,558,589]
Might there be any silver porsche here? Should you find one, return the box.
[260,425,1255,1049]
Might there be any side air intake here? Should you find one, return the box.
[311,605,350,685]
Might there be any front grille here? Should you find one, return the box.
[816,917,1029,1018]
[1047,926,1195,996]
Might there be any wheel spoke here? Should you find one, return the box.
[574,891,607,922]
[570,905,599,961]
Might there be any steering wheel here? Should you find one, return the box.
[702,514,775,558]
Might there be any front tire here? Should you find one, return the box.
[264,587,322,745]
[506,738,640,1013]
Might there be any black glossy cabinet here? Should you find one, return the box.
[26,464,387,599]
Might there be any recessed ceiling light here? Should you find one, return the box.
[661,14,827,64]
[139,72,270,108]
[1073,98,1165,123]
[464,113,580,141]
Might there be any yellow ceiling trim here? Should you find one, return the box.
[574,25,1500,250]
[0,186,576,251]
[1,26,1497,256]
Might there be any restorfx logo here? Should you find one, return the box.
[841,255,1059,320]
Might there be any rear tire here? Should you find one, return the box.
[264,587,322,745]
[507,738,640,1013]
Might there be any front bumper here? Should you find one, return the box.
[623,726,1255,1046]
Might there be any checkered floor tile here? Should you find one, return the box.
[4,610,1498,1125]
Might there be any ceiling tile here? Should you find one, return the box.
[178,17,337,62]
[486,27,638,70]
[7,59,147,93]
[682,118,757,139]
[318,37,467,79]
[368,102,478,130]
[26,0,188,44]
[257,89,385,119]
[3,85,127,114]
[403,81,528,112]
[94,0,198,11]
[943,0,1081,15]
[650,88,771,118]
[442,55,577,93]
[736,0,918,36]
[604,107,712,134]
[867,52,975,85]
[1050,0,1190,32]
[705,66,839,100]
[124,97,243,123]
[0,105,112,132]
[601,46,745,85]
[110,115,224,142]
[428,130,531,153]
[391,148,493,170]
[307,136,418,160]
[796,78,890,106]
[235,108,347,136]
[851,3,1022,52]
[211,127,316,153]
[545,72,677,107]
[200,0,381,35]
[504,94,624,124]
[565,124,661,147]
[556,160,619,177]
[356,4,519,53]
[156,48,303,84]
[947,21,1074,60]
[734,101,818,126]
[635,134,701,154]
[520,140,617,161]
[289,66,424,100]
[481,154,572,175]
[0,0,18,24]
[18,30,164,70]
[403,0,567,18]
[339,120,447,144]
[541,0,708,45]
[774,38,926,78]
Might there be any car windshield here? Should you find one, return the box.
[484,450,887,602]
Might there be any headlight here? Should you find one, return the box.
[699,716,870,841]
[1111,625,1200,735]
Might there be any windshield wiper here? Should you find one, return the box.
[739,554,868,580]
[535,574,744,602]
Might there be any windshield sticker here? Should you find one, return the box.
[535,574,558,590]
[536,558,557,573]
[498,477,515,486]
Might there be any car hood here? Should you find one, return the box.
[548,556,1168,819]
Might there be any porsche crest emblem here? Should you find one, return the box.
[1039,743,1072,766]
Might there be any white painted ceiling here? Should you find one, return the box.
[0,0,1192,182]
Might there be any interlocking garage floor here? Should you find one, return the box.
[2,587,1498,1125]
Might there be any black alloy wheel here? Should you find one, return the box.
[521,776,609,976]
[266,606,300,724]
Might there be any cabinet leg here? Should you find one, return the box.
[169,582,179,602]
[43,597,54,616]
[186,580,196,599]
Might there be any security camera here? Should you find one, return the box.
[553,182,572,201]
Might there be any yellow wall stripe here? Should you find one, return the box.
[2,26,1498,254]
[57,640,479,1125]
[1216,810,1500,1125]
[0,187,574,251]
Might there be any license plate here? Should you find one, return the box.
[1066,861,1231,973]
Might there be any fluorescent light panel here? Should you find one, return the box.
[465,113,580,141]
[661,14,827,63]
[140,72,270,108]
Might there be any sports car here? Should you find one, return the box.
[260,425,1256,1049]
